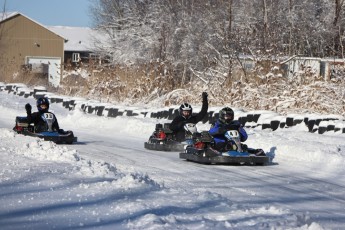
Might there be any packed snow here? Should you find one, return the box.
[1,90,345,230]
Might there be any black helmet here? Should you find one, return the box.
[219,107,234,124]
[179,103,192,118]
[36,97,49,112]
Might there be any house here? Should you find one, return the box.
[282,56,345,80]
[0,12,108,87]
[0,12,64,86]
[225,54,344,81]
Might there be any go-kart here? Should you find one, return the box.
[179,130,270,165]
[13,115,77,144]
[144,123,197,151]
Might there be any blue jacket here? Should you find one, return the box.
[209,120,248,144]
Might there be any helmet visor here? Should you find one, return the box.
[223,113,233,121]
[40,104,48,109]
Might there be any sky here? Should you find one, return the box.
[1,84,345,229]
[0,0,92,27]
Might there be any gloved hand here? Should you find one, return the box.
[202,92,208,101]
[25,103,32,114]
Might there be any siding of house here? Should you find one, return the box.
[0,14,64,81]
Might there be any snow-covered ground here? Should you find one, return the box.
[1,90,345,230]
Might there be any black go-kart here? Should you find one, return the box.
[179,130,270,165]
[13,115,77,144]
[144,123,197,152]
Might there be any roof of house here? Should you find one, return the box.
[47,26,107,52]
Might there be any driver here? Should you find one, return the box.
[169,92,208,142]
[25,97,60,133]
[209,107,247,152]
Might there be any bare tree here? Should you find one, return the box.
[90,0,162,64]
[89,0,345,77]
[333,0,345,57]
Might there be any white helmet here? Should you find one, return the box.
[179,103,192,118]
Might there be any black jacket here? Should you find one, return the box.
[27,111,60,133]
[169,98,208,142]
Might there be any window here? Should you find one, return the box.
[72,53,81,62]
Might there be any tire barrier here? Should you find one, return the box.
[293,116,304,126]
[270,120,280,131]
[269,116,287,131]
[62,98,71,109]
[168,108,176,120]
[286,117,294,127]
[238,116,247,126]
[95,106,105,116]
[3,83,345,135]
[126,110,139,117]
[262,120,272,130]
[279,120,286,129]
[307,119,316,132]
[318,121,328,134]
[107,108,119,118]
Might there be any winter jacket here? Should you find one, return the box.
[169,98,208,142]
[209,120,248,146]
[27,111,60,133]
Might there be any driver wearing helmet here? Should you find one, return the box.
[25,97,60,133]
[209,107,247,152]
[169,92,208,142]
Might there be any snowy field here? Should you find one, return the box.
[1,90,345,230]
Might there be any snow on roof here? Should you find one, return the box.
[0,11,19,22]
[47,26,107,52]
